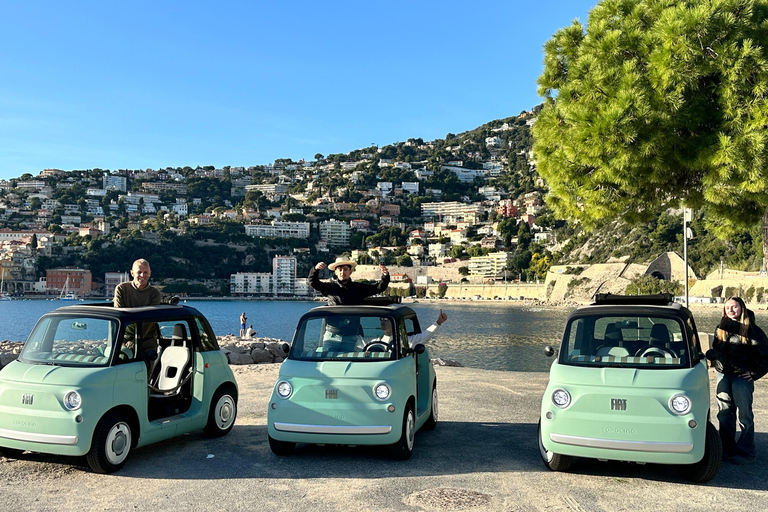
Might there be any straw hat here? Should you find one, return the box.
[328,257,357,271]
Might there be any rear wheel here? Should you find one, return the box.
[268,435,295,456]
[422,383,438,431]
[87,412,133,474]
[678,421,722,483]
[389,404,415,460]
[538,419,572,471]
[203,386,237,437]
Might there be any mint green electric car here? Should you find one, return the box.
[0,303,238,473]
[267,300,437,459]
[539,294,721,483]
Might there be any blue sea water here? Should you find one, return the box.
[0,299,730,372]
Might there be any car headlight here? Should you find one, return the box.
[373,382,391,401]
[669,394,691,415]
[63,390,82,411]
[276,380,293,399]
[551,388,571,408]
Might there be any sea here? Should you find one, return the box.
[0,299,733,372]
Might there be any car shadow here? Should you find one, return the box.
[10,421,749,489]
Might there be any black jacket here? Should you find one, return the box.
[308,266,390,305]
[712,321,768,381]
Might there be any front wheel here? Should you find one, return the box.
[203,386,238,437]
[678,421,722,483]
[538,419,572,471]
[268,435,295,456]
[389,404,415,460]
[87,412,133,474]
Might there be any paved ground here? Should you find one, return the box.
[1,364,766,512]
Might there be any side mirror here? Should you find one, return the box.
[705,349,720,361]
[413,343,426,355]
[281,343,291,354]
[544,345,557,357]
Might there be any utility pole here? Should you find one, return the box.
[683,208,693,308]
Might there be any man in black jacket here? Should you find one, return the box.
[309,257,389,305]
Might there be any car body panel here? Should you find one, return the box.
[540,294,714,466]
[268,303,436,448]
[0,303,237,459]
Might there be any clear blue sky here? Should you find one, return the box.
[0,1,596,181]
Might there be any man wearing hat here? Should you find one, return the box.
[308,257,389,305]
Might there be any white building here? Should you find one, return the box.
[319,219,350,247]
[468,252,513,279]
[273,255,297,296]
[230,272,273,295]
[103,174,127,192]
[245,221,310,239]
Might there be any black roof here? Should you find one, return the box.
[302,303,417,320]
[569,293,691,321]
[45,303,206,321]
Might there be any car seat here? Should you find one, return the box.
[149,323,192,397]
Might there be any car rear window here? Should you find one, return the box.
[290,314,397,361]
[19,315,118,367]
[561,314,693,368]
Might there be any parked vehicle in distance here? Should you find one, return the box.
[539,293,721,483]
[0,303,238,473]
[267,298,437,459]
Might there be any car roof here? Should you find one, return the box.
[302,303,418,319]
[45,302,205,320]
[568,294,692,321]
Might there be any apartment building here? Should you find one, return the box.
[319,219,350,247]
[468,252,513,280]
[245,221,310,239]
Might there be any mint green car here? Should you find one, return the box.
[267,302,437,459]
[539,294,721,483]
[0,303,238,473]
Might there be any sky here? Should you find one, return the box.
[0,0,597,181]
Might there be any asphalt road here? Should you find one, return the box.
[1,364,766,512]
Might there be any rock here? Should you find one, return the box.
[251,348,273,363]
[227,352,256,365]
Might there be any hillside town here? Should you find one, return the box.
[0,113,556,299]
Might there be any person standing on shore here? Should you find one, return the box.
[113,259,162,308]
[710,296,768,465]
[308,257,389,305]
[239,312,247,338]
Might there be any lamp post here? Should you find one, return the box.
[683,208,693,308]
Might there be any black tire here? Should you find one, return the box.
[86,412,133,474]
[0,447,24,459]
[268,434,295,456]
[678,421,722,483]
[538,419,572,471]
[203,386,237,437]
[389,404,415,460]
[422,383,438,431]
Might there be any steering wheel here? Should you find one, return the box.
[635,346,677,359]
[363,340,391,353]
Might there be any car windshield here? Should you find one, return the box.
[561,314,693,368]
[19,315,118,367]
[290,314,397,361]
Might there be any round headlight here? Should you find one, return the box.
[63,390,82,411]
[669,394,691,415]
[276,381,293,399]
[551,388,571,408]
[373,383,391,401]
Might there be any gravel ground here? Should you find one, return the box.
[0,365,766,512]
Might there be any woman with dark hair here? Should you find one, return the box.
[711,296,768,464]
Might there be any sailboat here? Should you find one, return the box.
[0,270,11,301]
[59,275,78,301]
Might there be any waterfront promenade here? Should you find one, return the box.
[1,365,765,511]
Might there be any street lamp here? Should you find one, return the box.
[683,208,693,308]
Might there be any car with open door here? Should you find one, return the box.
[0,302,238,473]
[539,293,721,483]
[267,298,437,459]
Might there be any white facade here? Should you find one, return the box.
[273,255,297,296]
[230,272,273,295]
[319,219,350,247]
[468,252,512,279]
[245,221,310,239]
[103,174,127,192]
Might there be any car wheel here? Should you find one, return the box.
[678,421,722,483]
[389,404,415,460]
[268,434,295,456]
[86,412,133,474]
[422,383,438,431]
[0,447,24,459]
[203,386,238,437]
[538,419,572,471]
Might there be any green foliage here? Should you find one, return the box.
[437,283,448,298]
[534,0,768,238]
[625,275,683,296]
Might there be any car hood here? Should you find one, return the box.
[0,360,113,387]
[551,360,709,389]
[279,358,411,380]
